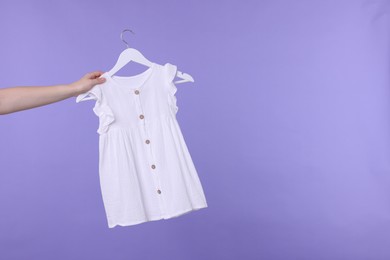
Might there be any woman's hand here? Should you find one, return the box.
[69,71,106,97]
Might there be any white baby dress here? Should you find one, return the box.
[76,62,208,228]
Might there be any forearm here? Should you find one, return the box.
[0,84,78,115]
[0,71,105,115]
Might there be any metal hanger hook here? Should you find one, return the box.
[121,29,135,48]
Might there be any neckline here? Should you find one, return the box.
[105,62,156,90]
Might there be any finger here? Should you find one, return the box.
[86,71,104,79]
[92,77,106,85]
[91,71,104,78]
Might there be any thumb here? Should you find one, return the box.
[92,77,106,85]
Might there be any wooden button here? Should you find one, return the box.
[157,189,162,194]
[134,90,140,95]
[145,139,150,144]
[139,114,144,119]
[151,164,156,169]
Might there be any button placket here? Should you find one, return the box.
[144,126,163,196]
[145,129,164,198]
[133,89,165,209]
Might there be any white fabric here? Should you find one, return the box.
[76,62,208,228]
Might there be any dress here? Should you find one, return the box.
[75,62,208,228]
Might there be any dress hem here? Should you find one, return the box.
[107,204,208,228]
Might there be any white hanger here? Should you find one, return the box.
[107,29,194,84]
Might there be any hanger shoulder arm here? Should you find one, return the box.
[174,70,195,84]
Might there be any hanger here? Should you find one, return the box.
[107,29,194,84]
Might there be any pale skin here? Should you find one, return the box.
[0,71,106,115]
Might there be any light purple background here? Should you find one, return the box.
[1,0,390,259]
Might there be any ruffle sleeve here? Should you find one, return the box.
[76,85,115,135]
[165,63,179,115]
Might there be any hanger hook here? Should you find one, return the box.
[121,29,135,48]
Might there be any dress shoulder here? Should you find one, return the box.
[164,63,178,85]
[164,63,179,115]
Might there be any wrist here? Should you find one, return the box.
[67,82,84,97]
